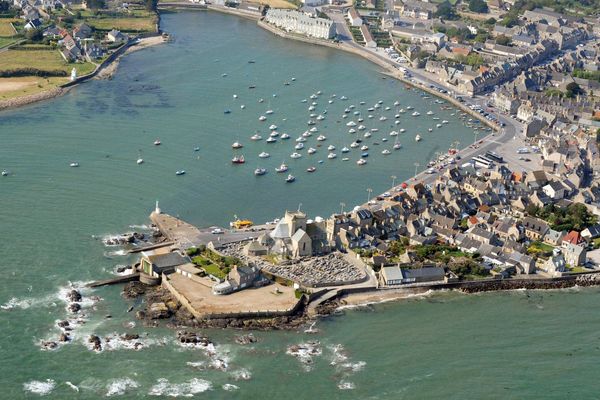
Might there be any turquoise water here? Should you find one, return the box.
[1,11,598,399]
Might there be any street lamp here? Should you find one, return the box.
[366,188,373,203]
[391,175,397,189]
[340,202,346,215]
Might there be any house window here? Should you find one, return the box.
[303,243,306,251]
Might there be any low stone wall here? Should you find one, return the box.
[207,5,261,21]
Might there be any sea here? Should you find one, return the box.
[1,10,599,399]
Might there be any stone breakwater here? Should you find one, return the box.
[0,86,65,111]
[457,274,600,294]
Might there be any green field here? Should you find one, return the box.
[0,19,17,36]
[86,16,156,32]
[0,49,96,75]
[0,37,16,48]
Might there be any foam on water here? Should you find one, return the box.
[230,368,252,381]
[337,381,356,390]
[148,378,212,397]
[286,341,322,372]
[106,377,140,397]
[23,379,56,396]
[83,332,170,352]
[222,384,239,391]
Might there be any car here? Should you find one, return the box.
[524,158,531,162]
[518,156,524,160]
[211,228,224,234]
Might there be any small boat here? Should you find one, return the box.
[393,141,402,150]
[327,145,336,151]
[357,125,366,131]
[233,94,238,99]
[281,133,290,139]
[436,124,442,128]
[381,149,391,155]
[318,160,324,164]
[232,155,245,164]
[232,142,243,149]
[361,152,369,158]
[367,107,375,112]
[194,147,200,152]
[340,95,348,100]
[358,117,364,122]
[433,117,440,121]
[342,157,349,161]
[248,60,255,63]
[395,114,400,119]
[254,168,267,176]
[251,134,262,141]
[291,77,296,81]
[276,163,288,173]
[307,147,316,154]
[363,132,371,138]
[295,143,305,150]
[222,73,228,77]
[270,131,279,137]
[290,152,302,159]
[154,139,161,146]
[399,109,406,114]
[317,135,327,141]
[428,128,433,132]
[241,105,245,109]
[390,131,398,136]
[341,147,350,153]
[259,152,270,158]
[357,159,367,165]
[399,128,406,133]
[359,101,365,105]
[346,121,356,127]
[368,115,374,119]
[70,162,79,168]
[317,115,325,120]
[411,111,420,117]
[415,134,422,142]
[269,124,278,130]
[265,110,274,115]
[266,137,277,143]
[308,106,316,112]
[442,120,449,124]
[377,100,383,104]
[285,174,295,183]
[307,166,316,173]
[360,145,369,151]
[258,98,264,103]
[382,138,388,142]
[427,111,434,115]
[385,106,391,111]
[328,100,334,104]
[371,128,379,132]
[307,120,316,125]
[327,153,337,159]
[350,142,359,148]
[348,128,356,134]
[406,106,414,110]
[224,109,232,114]
[175,170,186,176]
[393,100,400,106]
[309,127,318,133]
[301,99,307,103]
[296,136,307,142]
[137,158,144,165]
[249,85,256,89]
[259,116,267,121]
[1,170,8,176]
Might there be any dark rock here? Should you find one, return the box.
[58,333,70,342]
[123,281,147,299]
[67,289,82,302]
[116,266,127,273]
[235,333,257,345]
[41,341,58,350]
[135,310,146,320]
[68,303,81,313]
[57,320,70,328]
[148,302,171,319]
[121,333,140,341]
[88,335,102,351]
[177,331,211,346]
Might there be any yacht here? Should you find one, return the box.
[251,134,262,141]
[269,124,277,130]
[232,155,245,164]
[350,142,359,148]
[415,134,422,142]
[360,145,369,151]
[259,152,270,158]
[266,137,277,143]
[427,111,434,115]
[259,115,267,121]
[154,139,161,146]
[290,152,302,159]
[265,110,274,115]
[295,143,305,150]
[341,146,350,153]
[317,135,327,141]
[286,174,295,183]
[327,153,337,159]
[70,162,79,168]
[346,121,356,127]
[307,147,317,154]
[348,128,356,134]
[232,141,243,149]
[175,170,186,176]
[327,145,336,151]
[381,149,391,155]
[306,166,317,173]
[280,133,290,140]
[357,159,367,166]
[389,131,398,136]
[275,163,288,173]
[254,168,267,176]
[411,111,420,117]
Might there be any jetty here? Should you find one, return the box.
[88,273,140,288]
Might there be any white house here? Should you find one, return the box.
[347,8,362,27]
[265,9,335,40]
[542,181,567,200]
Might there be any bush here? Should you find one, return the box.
[469,0,488,13]
[0,68,67,77]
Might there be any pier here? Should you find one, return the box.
[87,273,140,288]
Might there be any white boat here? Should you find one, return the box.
[275,163,288,173]
[341,147,350,153]
[385,106,391,111]
[393,100,400,106]
[137,158,144,165]
[379,116,387,121]
[258,98,264,103]
[442,120,449,124]
[342,114,348,119]
[367,107,374,112]
[389,131,398,136]
[270,131,279,137]
[176,170,186,176]
[381,149,391,155]
[251,134,262,140]
[295,143,305,150]
[415,134,422,142]
[254,168,267,176]
[327,145,336,151]
[395,114,400,119]
[316,115,325,120]
[327,153,337,159]
[240,104,245,109]
[358,125,366,131]
[290,152,302,159]
[266,137,277,143]
[70,162,79,168]
[368,115,374,119]
[154,139,161,146]
[307,147,317,155]
[350,142,359,148]
[328,100,334,104]
[309,127,318,133]
[286,174,295,183]
[340,95,348,100]
[357,159,367,165]
[310,94,318,99]
[296,136,306,142]
[301,99,307,103]
[265,110,274,115]
[399,128,406,133]
[393,141,402,150]
[307,120,316,125]
[382,138,388,142]
[269,124,277,130]
[311,101,318,106]
[342,157,349,161]
[360,145,369,151]
[358,117,364,122]
[399,108,406,113]
[232,141,243,149]
[348,128,356,134]
[363,132,371,138]
[412,111,420,117]
[406,106,414,110]
[433,117,440,120]
[232,155,245,164]
[436,124,442,128]
[427,111,434,115]
[259,116,267,121]
[349,105,355,109]
[377,100,383,104]
[233,94,238,99]
[317,135,327,141]
[370,128,379,132]
[308,106,316,111]
[281,133,290,139]
[346,121,356,127]
[259,152,270,158]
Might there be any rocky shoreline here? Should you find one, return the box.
[0,86,66,112]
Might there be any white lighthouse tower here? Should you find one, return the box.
[70,67,77,82]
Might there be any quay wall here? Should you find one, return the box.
[207,5,261,21]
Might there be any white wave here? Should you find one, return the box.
[148,378,212,397]
[287,342,322,370]
[337,380,355,390]
[340,361,366,373]
[1,296,34,310]
[23,379,56,396]
[106,378,140,397]
[65,381,79,392]
[329,344,348,365]
[84,333,170,352]
[128,224,151,230]
[336,289,442,310]
[186,361,206,369]
[222,384,239,391]
[230,368,252,381]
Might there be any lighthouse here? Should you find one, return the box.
[70,67,77,82]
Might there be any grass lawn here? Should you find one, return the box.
[0,19,17,36]
[0,49,96,75]
[527,241,554,256]
[86,17,156,32]
[0,76,66,101]
[202,263,227,280]
[0,37,16,48]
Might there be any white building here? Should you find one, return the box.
[265,9,335,40]
[347,7,362,27]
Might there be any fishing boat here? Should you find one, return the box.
[259,152,270,158]
[266,137,277,143]
[286,174,295,183]
[259,115,267,121]
[357,159,367,165]
[290,152,302,159]
[175,170,186,175]
[276,163,288,173]
[281,133,290,139]
[232,155,245,164]
[415,134,422,142]
[381,149,391,155]
[317,135,327,141]
[154,139,161,145]
[341,146,350,153]
[254,168,267,176]
[306,166,316,172]
[295,143,305,150]
[327,153,337,159]
[251,134,262,140]
[232,141,243,149]
[70,162,79,168]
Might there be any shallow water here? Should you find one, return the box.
[1,11,596,399]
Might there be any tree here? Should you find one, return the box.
[496,34,511,46]
[435,1,459,20]
[501,14,519,27]
[85,0,105,9]
[469,0,489,13]
[596,128,600,143]
[566,82,582,98]
[485,17,497,25]
[25,28,43,42]
[145,0,158,12]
